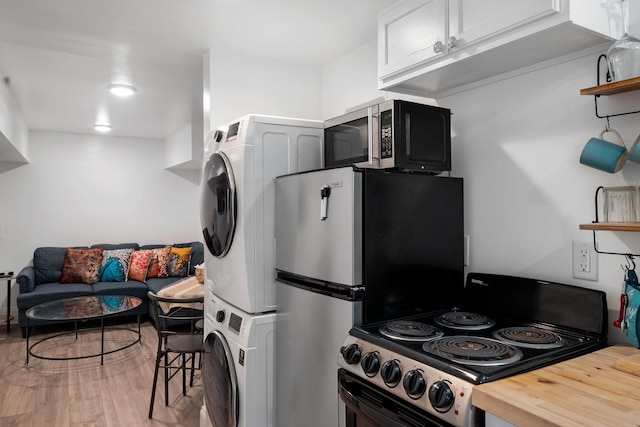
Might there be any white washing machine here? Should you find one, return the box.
[200,281,276,427]
[200,114,323,314]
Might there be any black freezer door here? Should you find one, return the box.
[362,169,464,323]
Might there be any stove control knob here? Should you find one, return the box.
[381,360,402,387]
[340,344,361,365]
[429,380,454,413]
[360,352,380,377]
[403,369,426,399]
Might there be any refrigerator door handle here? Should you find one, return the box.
[367,106,374,165]
[320,185,331,220]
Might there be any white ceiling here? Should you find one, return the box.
[0,0,394,140]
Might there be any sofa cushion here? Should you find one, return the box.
[167,246,192,277]
[146,277,185,295]
[99,248,134,282]
[128,250,153,282]
[17,282,94,310]
[34,246,89,285]
[92,280,149,300]
[147,246,171,278]
[60,248,104,285]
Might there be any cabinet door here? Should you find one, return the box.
[378,0,447,79]
[448,0,561,50]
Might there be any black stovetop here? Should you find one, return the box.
[351,308,606,384]
[351,273,609,384]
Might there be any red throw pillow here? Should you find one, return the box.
[128,250,153,283]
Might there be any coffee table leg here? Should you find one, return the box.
[7,278,10,333]
[25,317,30,365]
[99,316,103,366]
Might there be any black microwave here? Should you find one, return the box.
[323,99,451,174]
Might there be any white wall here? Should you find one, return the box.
[0,131,202,317]
[207,47,323,131]
[0,70,29,167]
[320,39,439,117]
[321,40,384,119]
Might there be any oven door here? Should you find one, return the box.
[338,369,452,427]
[200,150,236,258]
[203,330,238,427]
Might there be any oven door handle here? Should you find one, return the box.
[339,382,408,427]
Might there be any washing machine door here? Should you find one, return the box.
[204,330,238,427]
[201,151,236,257]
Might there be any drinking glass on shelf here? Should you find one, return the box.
[603,185,640,222]
[603,0,640,81]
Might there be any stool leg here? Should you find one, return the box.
[182,353,187,396]
[164,351,170,406]
[149,348,162,418]
[190,352,195,387]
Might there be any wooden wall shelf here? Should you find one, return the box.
[580,76,640,96]
[580,222,640,232]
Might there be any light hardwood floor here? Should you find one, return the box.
[0,319,202,426]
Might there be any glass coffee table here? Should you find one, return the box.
[25,295,142,365]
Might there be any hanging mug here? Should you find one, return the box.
[626,132,640,164]
[580,128,628,173]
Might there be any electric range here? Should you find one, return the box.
[337,273,608,427]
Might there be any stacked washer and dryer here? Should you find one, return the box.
[198,115,323,427]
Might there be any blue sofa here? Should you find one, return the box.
[16,241,204,337]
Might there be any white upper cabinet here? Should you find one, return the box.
[379,0,447,78]
[448,1,560,51]
[379,0,625,97]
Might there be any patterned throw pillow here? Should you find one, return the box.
[167,246,192,277]
[147,246,171,278]
[60,248,104,284]
[127,250,153,283]
[99,248,133,282]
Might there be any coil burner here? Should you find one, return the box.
[423,336,523,366]
[493,327,566,349]
[434,311,496,331]
[379,320,444,342]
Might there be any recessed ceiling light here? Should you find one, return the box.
[109,84,136,97]
[94,123,112,132]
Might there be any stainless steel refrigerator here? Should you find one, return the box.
[274,165,463,427]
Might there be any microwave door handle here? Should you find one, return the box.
[367,107,374,165]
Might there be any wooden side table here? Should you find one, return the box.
[1,273,14,333]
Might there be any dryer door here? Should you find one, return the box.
[203,330,238,427]
[200,151,236,257]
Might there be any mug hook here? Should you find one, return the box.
[627,254,636,271]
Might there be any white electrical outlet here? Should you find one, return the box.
[572,240,598,281]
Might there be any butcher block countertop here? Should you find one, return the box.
[473,344,640,427]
